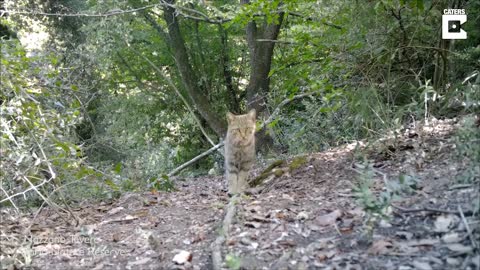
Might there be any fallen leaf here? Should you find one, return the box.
[395,242,420,254]
[112,232,122,242]
[277,239,296,247]
[248,214,270,223]
[317,250,336,261]
[99,215,138,225]
[148,235,162,250]
[134,209,149,217]
[172,250,192,264]
[406,238,440,247]
[379,219,392,228]
[244,205,261,213]
[471,254,479,268]
[315,210,342,226]
[395,231,413,240]
[433,215,456,232]
[240,237,252,246]
[79,224,96,236]
[446,257,461,266]
[192,232,206,243]
[307,223,321,232]
[441,232,462,243]
[368,239,393,255]
[348,207,365,218]
[245,221,262,228]
[412,260,432,270]
[339,221,354,234]
[107,207,124,215]
[306,239,330,252]
[426,256,443,265]
[124,215,137,220]
[226,239,236,246]
[446,243,473,254]
[275,211,287,219]
[128,257,152,266]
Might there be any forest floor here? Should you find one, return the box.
[1,117,479,270]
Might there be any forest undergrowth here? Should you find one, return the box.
[1,115,478,269]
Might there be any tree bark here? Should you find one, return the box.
[161,0,227,137]
[241,0,284,150]
[218,24,240,113]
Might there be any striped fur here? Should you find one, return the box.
[225,109,256,194]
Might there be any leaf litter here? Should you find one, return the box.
[1,117,479,269]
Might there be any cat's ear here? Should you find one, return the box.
[248,109,256,120]
[226,112,235,123]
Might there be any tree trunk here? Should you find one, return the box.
[241,0,284,150]
[161,0,227,137]
[218,24,240,114]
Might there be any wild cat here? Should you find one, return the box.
[224,109,256,194]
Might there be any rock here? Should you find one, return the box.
[172,250,192,265]
[433,215,457,233]
[296,211,309,220]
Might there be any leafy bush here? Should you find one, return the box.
[453,116,480,183]
[0,39,92,206]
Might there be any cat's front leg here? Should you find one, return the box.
[227,170,239,195]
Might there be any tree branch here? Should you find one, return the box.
[166,91,321,176]
[3,4,161,17]
[167,142,224,177]
[256,38,296,44]
[162,0,227,136]
[139,53,219,152]
[218,23,240,113]
[211,194,239,270]
[288,11,342,29]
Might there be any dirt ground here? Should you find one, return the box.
[1,118,479,270]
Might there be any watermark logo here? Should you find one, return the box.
[442,9,467,39]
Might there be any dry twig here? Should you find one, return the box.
[458,205,477,249]
[392,204,461,215]
[211,195,239,270]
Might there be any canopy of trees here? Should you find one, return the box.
[1,0,479,202]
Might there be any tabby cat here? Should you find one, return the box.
[225,109,256,194]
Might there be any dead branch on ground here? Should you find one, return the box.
[168,143,224,177]
[211,194,238,270]
[167,91,321,176]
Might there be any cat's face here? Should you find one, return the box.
[226,109,256,143]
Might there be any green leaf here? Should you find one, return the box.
[55,141,71,154]
[268,118,279,128]
[105,179,119,190]
[416,0,424,11]
[75,166,94,179]
[225,254,242,270]
[113,163,122,174]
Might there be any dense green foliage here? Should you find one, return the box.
[1,0,479,204]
